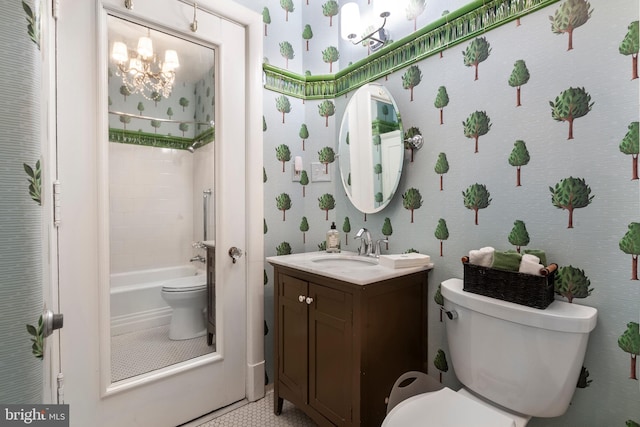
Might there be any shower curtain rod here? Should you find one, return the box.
[109,110,213,126]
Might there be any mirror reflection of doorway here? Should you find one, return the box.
[107,15,216,382]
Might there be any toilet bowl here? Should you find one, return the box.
[161,275,207,340]
[383,387,528,427]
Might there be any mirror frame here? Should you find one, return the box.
[339,83,404,214]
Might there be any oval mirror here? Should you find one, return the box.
[339,83,404,213]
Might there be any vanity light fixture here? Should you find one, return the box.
[340,2,390,52]
[111,28,180,101]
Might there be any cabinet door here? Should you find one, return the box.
[278,274,309,403]
[308,282,353,426]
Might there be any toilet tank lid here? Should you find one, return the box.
[441,279,597,333]
[383,387,515,427]
[162,275,206,291]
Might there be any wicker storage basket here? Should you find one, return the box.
[461,256,557,309]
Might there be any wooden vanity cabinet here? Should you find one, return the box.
[206,246,215,346]
[272,264,429,427]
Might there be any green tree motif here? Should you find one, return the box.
[619,122,639,180]
[620,21,639,80]
[22,1,40,49]
[119,114,131,130]
[280,0,294,21]
[508,140,530,186]
[402,65,422,102]
[402,187,423,223]
[179,122,189,136]
[302,24,313,51]
[322,1,339,26]
[434,284,444,321]
[166,107,174,119]
[263,167,267,183]
[322,46,339,73]
[262,7,271,36]
[463,111,492,153]
[137,102,145,115]
[434,218,449,257]
[276,193,292,221]
[620,222,640,280]
[336,217,349,248]
[375,192,383,206]
[318,100,335,127]
[279,41,294,69]
[119,85,131,101]
[549,87,594,139]
[549,177,593,228]
[300,217,309,243]
[300,170,309,197]
[462,37,491,81]
[434,349,449,383]
[372,134,381,152]
[318,146,335,173]
[626,421,640,427]
[150,120,161,133]
[263,116,267,132]
[382,218,393,250]
[508,60,530,107]
[555,265,593,303]
[618,322,639,380]
[463,183,491,225]
[23,160,41,205]
[374,163,382,181]
[549,0,593,51]
[264,218,268,234]
[508,220,529,252]
[434,86,449,125]
[318,193,336,220]
[26,315,44,359]
[299,124,309,150]
[406,0,426,32]
[434,153,449,191]
[179,97,190,111]
[275,95,292,124]
[150,91,162,107]
[404,127,422,162]
[275,144,291,172]
[276,241,292,256]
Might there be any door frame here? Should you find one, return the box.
[47,0,264,417]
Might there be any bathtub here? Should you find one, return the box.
[110,265,204,336]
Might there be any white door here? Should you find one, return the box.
[52,0,264,425]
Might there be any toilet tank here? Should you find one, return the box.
[441,278,597,418]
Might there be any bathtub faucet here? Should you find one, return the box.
[190,255,206,264]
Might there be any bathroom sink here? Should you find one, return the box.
[310,254,378,268]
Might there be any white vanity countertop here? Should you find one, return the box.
[266,251,433,286]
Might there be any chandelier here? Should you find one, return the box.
[111,29,180,101]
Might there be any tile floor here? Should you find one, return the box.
[192,391,317,427]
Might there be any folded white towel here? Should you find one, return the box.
[519,256,544,276]
[521,253,540,264]
[469,246,494,267]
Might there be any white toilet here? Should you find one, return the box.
[383,278,598,427]
[161,275,207,340]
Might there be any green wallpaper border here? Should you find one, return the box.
[263,0,560,99]
[108,126,214,150]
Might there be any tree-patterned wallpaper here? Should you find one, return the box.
[243,0,640,424]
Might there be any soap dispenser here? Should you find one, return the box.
[326,222,341,253]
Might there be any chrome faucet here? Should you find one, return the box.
[355,228,372,256]
[373,238,388,258]
[190,254,206,263]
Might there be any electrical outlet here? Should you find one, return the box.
[311,162,331,182]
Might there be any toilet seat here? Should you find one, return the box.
[161,275,206,292]
[383,387,516,427]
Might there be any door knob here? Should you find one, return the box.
[228,247,243,263]
[298,295,305,303]
[42,309,64,338]
[305,297,314,305]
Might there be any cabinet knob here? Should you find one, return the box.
[305,297,314,305]
[298,295,305,303]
